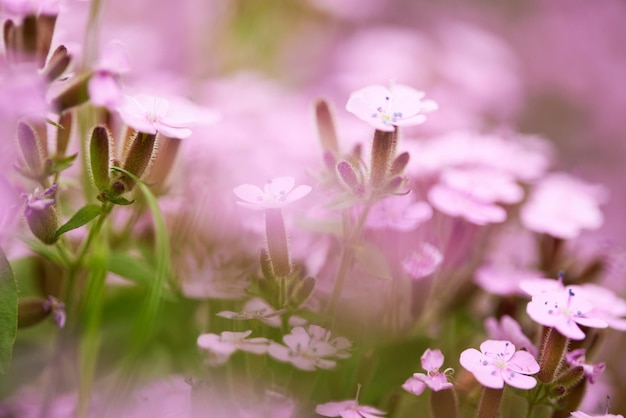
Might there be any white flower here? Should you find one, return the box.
[197,330,269,366]
[233,176,312,211]
[346,83,437,131]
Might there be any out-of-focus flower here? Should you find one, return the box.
[268,325,350,371]
[233,176,311,211]
[401,242,443,280]
[428,166,522,226]
[366,194,432,231]
[569,284,626,331]
[402,348,453,396]
[570,412,623,418]
[484,315,537,357]
[117,94,196,139]
[565,349,605,384]
[315,399,386,417]
[428,183,506,225]
[217,297,306,328]
[88,41,132,108]
[0,0,59,16]
[521,174,607,240]
[346,83,437,132]
[197,330,269,366]
[526,287,608,340]
[405,131,552,182]
[475,265,544,297]
[459,340,540,389]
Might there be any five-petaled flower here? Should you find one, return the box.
[459,340,540,389]
[346,83,437,132]
[315,399,386,418]
[526,287,608,340]
[268,325,351,371]
[233,176,312,211]
[117,94,196,139]
[197,330,269,366]
[402,348,453,396]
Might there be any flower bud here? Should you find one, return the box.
[36,14,58,67]
[17,121,45,179]
[23,184,59,245]
[390,151,410,177]
[288,276,315,308]
[553,365,585,393]
[42,44,70,82]
[119,132,157,192]
[17,297,50,328]
[89,125,112,191]
[314,99,339,154]
[50,73,91,112]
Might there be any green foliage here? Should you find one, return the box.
[55,204,102,238]
[0,247,17,374]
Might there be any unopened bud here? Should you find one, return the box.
[50,73,91,112]
[24,185,59,245]
[336,161,360,191]
[314,99,339,154]
[42,44,70,82]
[288,276,315,308]
[390,151,410,177]
[17,121,44,179]
[89,125,112,191]
[18,297,50,328]
[20,15,37,56]
[36,14,58,67]
[119,132,157,192]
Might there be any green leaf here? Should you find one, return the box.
[55,204,102,238]
[49,153,78,174]
[0,246,18,374]
[97,193,134,206]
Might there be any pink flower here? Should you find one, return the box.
[569,284,626,331]
[23,183,57,216]
[197,330,269,366]
[402,348,453,396]
[484,315,538,357]
[366,194,432,231]
[570,413,623,418]
[117,94,196,139]
[475,265,545,297]
[401,242,443,280]
[526,287,608,340]
[346,83,437,132]
[565,349,605,384]
[88,41,132,108]
[520,173,607,240]
[233,176,312,211]
[216,297,306,328]
[428,183,506,225]
[268,325,351,371]
[459,340,540,389]
[315,399,386,418]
